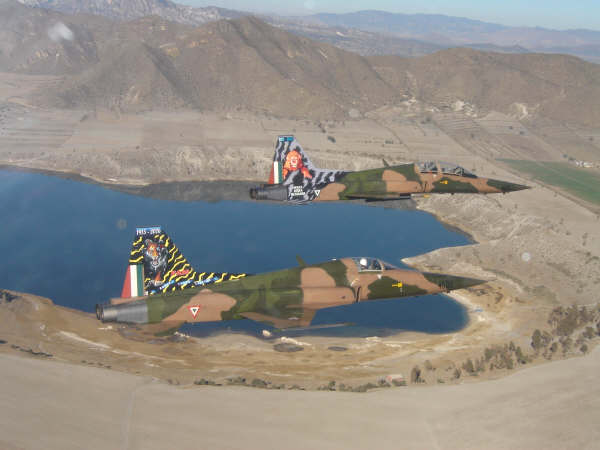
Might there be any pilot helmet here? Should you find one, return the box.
[359,257,368,267]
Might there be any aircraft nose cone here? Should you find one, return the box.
[449,275,487,290]
[488,178,531,193]
[424,273,487,291]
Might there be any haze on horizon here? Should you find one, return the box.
[182,0,598,31]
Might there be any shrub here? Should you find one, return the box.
[462,359,475,374]
[561,337,572,354]
[531,329,543,350]
[475,358,486,372]
[411,366,422,383]
[251,379,268,388]
[583,327,596,339]
[532,329,552,350]
[515,346,528,364]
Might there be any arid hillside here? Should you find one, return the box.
[37,15,402,118]
[370,49,600,127]
[3,1,600,125]
[18,0,244,24]
[0,0,113,74]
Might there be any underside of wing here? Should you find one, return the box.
[239,310,317,329]
[344,193,413,201]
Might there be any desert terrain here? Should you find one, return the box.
[1,346,600,450]
[1,4,600,447]
[1,69,599,390]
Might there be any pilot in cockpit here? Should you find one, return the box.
[359,258,382,271]
[370,259,382,270]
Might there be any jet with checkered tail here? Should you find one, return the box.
[249,135,529,203]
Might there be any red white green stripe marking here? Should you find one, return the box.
[121,264,144,298]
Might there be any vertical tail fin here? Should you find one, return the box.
[268,135,316,184]
[121,226,246,298]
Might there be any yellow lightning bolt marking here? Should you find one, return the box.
[130,256,143,263]
[229,274,246,280]
[132,236,143,246]
[216,273,227,283]
[440,180,448,184]
[168,251,178,264]
[392,282,403,288]
[168,263,190,281]
[169,259,186,273]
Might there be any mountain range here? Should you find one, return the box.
[16,1,600,62]
[301,10,600,62]
[2,0,599,127]
[17,0,244,24]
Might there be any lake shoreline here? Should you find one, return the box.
[0,163,473,238]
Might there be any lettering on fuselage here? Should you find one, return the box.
[136,226,162,236]
[291,186,306,197]
[170,269,191,276]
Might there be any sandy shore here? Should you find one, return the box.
[2,346,599,450]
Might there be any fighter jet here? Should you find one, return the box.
[96,226,485,333]
[250,135,529,203]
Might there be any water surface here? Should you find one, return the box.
[0,169,471,336]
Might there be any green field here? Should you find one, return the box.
[499,160,600,206]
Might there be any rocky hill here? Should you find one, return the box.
[0,0,114,74]
[3,1,599,125]
[370,49,600,127]
[18,0,600,62]
[48,15,600,125]
[41,15,401,118]
[17,0,245,24]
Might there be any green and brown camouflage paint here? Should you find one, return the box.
[98,254,485,330]
[250,136,530,202]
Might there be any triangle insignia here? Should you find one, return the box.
[188,305,201,318]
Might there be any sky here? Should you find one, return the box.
[182,0,599,30]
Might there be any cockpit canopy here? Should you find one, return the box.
[417,161,477,178]
[351,257,398,272]
[417,161,438,173]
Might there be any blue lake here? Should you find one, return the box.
[0,169,471,337]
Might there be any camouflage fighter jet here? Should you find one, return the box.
[249,135,529,203]
[96,226,485,333]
